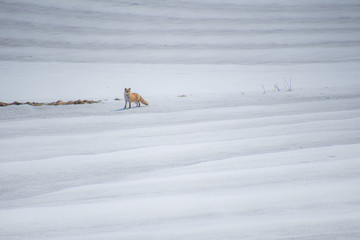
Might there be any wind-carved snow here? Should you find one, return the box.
[1,0,360,240]
[1,0,360,63]
[1,90,360,240]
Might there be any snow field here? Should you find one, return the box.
[1,0,360,64]
[1,0,360,239]
[1,87,360,239]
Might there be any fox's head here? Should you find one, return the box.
[124,88,131,93]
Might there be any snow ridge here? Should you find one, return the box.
[1,90,360,239]
[1,0,360,63]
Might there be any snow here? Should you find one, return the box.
[1,0,360,239]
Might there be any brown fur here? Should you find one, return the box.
[124,88,149,108]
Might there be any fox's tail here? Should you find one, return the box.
[140,96,149,105]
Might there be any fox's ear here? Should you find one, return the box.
[129,88,131,90]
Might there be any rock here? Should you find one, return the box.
[55,100,64,105]
[31,102,44,106]
[0,102,8,107]
[11,101,24,105]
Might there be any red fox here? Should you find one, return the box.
[124,88,149,109]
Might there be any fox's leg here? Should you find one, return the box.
[124,100,127,109]
[137,101,140,107]
[129,101,131,108]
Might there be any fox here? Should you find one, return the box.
[124,88,149,109]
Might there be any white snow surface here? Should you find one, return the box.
[1,0,360,239]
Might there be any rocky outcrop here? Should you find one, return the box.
[0,99,101,107]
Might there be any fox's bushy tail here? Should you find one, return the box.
[140,96,149,105]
